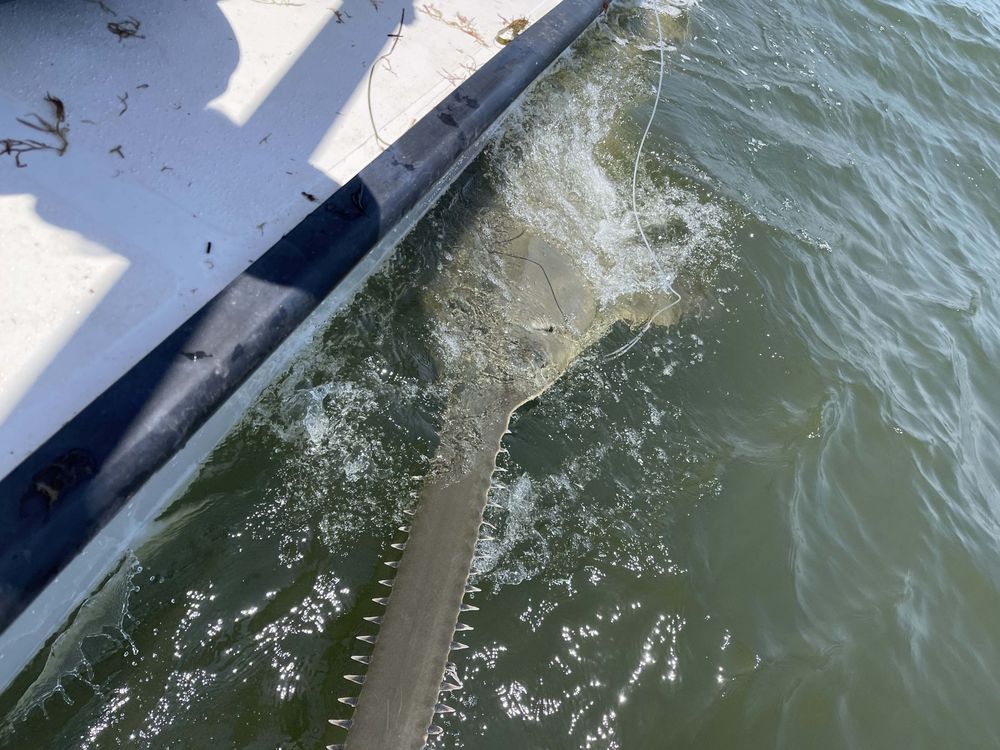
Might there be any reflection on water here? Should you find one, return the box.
[6,0,1000,747]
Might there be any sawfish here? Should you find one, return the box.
[331,227,685,749]
[331,7,699,746]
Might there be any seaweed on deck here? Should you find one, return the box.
[495,17,529,46]
[1,94,69,168]
[85,0,117,15]
[419,3,488,47]
[107,17,144,41]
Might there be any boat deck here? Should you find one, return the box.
[0,0,556,477]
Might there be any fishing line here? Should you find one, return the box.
[606,7,682,360]
[490,229,570,326]
[368,9,407,151]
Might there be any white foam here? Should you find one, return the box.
[487,6,728,315]
[1,553,141,728]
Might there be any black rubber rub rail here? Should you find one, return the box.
[0,0,606,638]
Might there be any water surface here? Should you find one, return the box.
[4,0,1000,747]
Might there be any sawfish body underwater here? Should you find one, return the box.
[332,8,711,747]
[336,230,684,749]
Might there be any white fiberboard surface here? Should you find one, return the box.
[0,0,557,477]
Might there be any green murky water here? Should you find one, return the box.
[5,0,1000,747]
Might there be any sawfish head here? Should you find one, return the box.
[424,227,684,410]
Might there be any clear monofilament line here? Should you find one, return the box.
[607,8,682,361]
